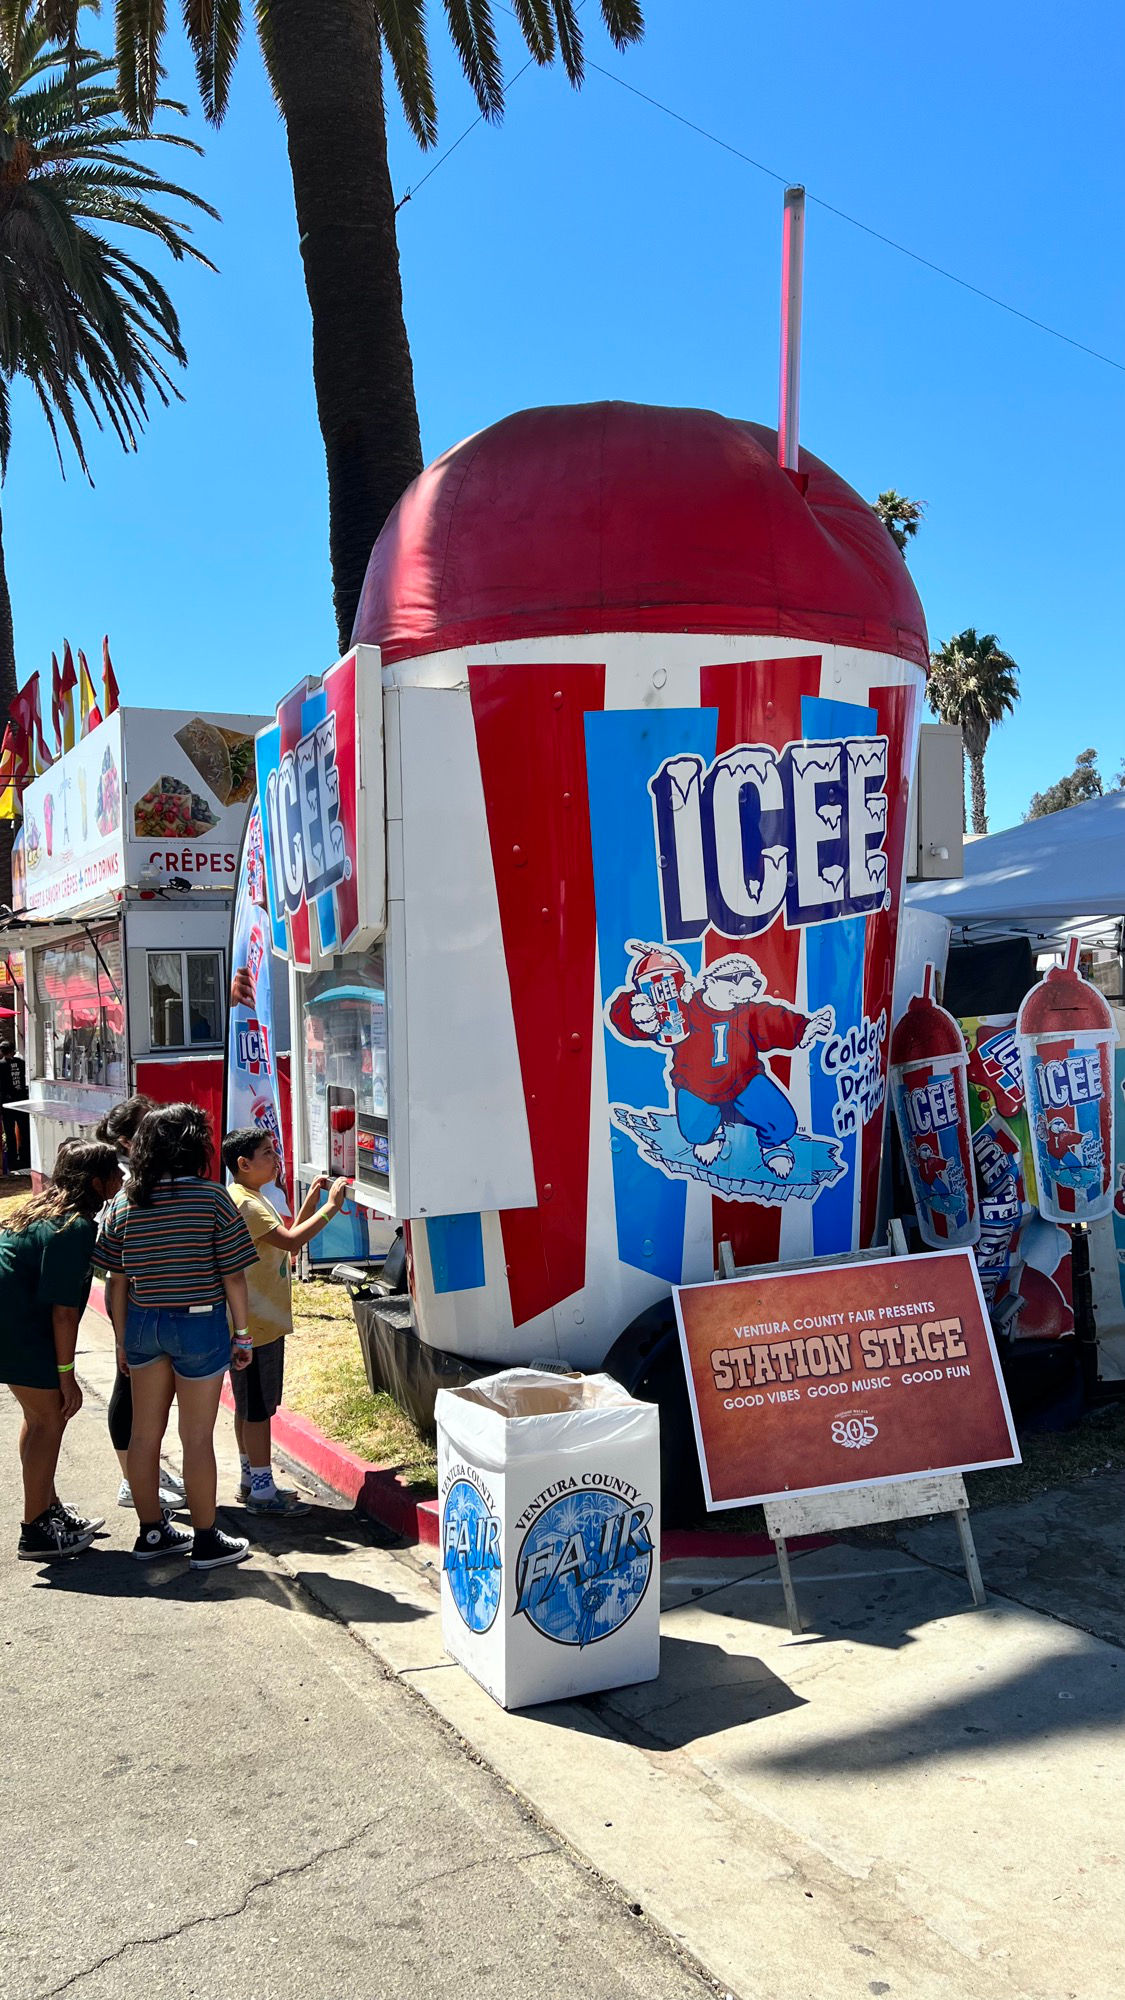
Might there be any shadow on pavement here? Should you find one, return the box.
[28,1545,306,1609]
[588,1636,805,1749]
[749,1645,1125,1777]
[284,1568,430,1625]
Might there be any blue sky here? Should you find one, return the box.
[9,0,1123,831]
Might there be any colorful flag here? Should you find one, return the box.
[50,651,63,755]
[102,635,120,717]
[10,673,53,774]
[0,721,23,818]
[78,650,102,737]
[58,642,78,753]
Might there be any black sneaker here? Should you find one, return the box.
[190,1528,250,1571]
[18,1512,96,1561]
[51,1500,105,1536]
[132,1519,194,1562]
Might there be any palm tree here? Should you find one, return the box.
[23,1,646,651]
[0,1,213,895]
[872,489,925,554]
[927,628,1019,836]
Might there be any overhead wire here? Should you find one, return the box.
[585,62,1125,377]
[393,16,1125,377]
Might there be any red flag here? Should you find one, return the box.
[50,651,63,753]
[77,650,102,737]
[58,641,78,753]
[102,635,120,717]
[10,672,52,770]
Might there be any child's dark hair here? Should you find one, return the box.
[128,1103,213,1206]
[4,1141,119,1233]
[220,1125,272,1178]
[95,1093,155,1150]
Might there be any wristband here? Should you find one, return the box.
[233,1331,252,1346]
[57,1362,75,1374]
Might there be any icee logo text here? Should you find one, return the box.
[263,711,348,919]
[651,735,890,941]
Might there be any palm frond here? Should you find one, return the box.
[182,0,243,124]
[374,0,438,149]
[442,0,504,121]
[551,0,583,84]
[0,7,214,479]
[508,0,554,63]
[113,0,166,128]
[599,0,643,50]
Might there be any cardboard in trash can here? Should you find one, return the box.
[436,1368,661,1709]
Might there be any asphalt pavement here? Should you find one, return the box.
[0,1388,717,2000]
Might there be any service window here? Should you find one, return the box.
[36,927,126,1088]
[148,950,224,1049]
[300,949,388,1196]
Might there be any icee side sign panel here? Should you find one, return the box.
[673,1249,1019,1510]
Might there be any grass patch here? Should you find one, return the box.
[0,1176,27,1223]
[286,1277,437,1495]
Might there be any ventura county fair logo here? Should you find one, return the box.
[263,712,349,917]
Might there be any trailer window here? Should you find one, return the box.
[36,926,126,1088]
[148,950,223,1049]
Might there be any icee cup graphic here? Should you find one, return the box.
[890,965,979,1248]
[1017,938,1118,1224]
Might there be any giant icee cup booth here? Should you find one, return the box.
[260,402,929,1470]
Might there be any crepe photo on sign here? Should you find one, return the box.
[133,776,219,840]
[175,718,256,805]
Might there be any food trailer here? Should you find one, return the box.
[259,400,930,1416]
[9,704,265,1178]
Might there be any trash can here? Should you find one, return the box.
[436,1369,661,1710]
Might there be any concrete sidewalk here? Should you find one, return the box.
[71,1306,1125,2000]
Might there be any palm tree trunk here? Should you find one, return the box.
[0,510,16,907]
[968,748,988,836]
[264,0,425,652]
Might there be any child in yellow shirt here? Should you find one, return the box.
[221,1126,347,1514]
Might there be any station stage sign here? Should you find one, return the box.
[673,1248,1019,1510]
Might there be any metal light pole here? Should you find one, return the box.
[778,186,806,472]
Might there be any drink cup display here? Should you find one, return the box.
[1016,938,1118,1224]
[629,944,688,1046]
[78,767,88,839]
[890,965,979,1248]
[43,793,54,857]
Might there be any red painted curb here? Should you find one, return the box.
[225,1386,830,1563]
[219,1381,438,1546]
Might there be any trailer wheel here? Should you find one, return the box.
[603,1303,706,1528]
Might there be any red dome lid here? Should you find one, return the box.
[352,402,929,669]
[1018,962,1115,1038]
[891,986,967,1066]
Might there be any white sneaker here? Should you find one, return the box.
[117,1476,188,1511]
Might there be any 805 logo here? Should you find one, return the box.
[830,1414,879,1450]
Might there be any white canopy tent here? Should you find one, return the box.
[906,790,1125,939]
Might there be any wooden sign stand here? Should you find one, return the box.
[715,1222,988,1636]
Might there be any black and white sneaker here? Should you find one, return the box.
[51,1500,106,1536]
[18,1511,97,1561]
[132,1519,194,1562]
[190,1528,250,1571]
